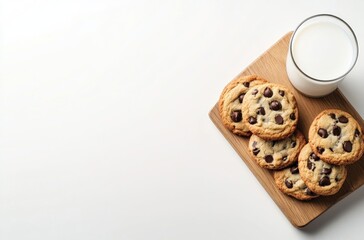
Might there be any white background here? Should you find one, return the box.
[1,0,364,239]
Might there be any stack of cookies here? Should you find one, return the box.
[218,75,364,201]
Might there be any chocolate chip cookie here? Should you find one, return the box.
[298,144,347,196]
[218,75,268,136]
[274,162,319,201]
[242,83,298,140]
[309,109,364,165]
[248,130,306,170]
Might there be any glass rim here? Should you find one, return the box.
[289,14,359,83]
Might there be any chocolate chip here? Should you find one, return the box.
[248,116,257,124]
[282,156,287,161]
[290,165,299,174]
[307,161,315,171]
[230,110,242,122]
[252,148,260,156]
[329,147,333,152]
[290,141,296,148]
[264,155,273,163]
[285,179,293,189]
[275,115,284,125]
[256,107,266,115]
[338,116,348,123]
[333,126,341,136]
[269,100,282,111]
[279,90,285,96]
[318,128,328,138]
[272,141,277,147]
[355,129,361,137]
[335,177,339,182]
[321,168,332,175]
[310,152,320,161]
[343,141,352,152]
[319,176,331,186]
[317,147,325,154]
[252,141,257,148]
[305,188,316,196]
[243,82,250,88]
[252,89,258,95]
[238,94,245,103]
[290,113,296,120]
[329,113,336,119]
[263,87,273,98]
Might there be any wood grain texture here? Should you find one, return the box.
[209,32,364,228]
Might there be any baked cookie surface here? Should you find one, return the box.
[242,83,298,140]
[298,144,347,195]
[274,162,319,201]
[218,75,267,136]
[309,109,364,165]
[248,130,306,170]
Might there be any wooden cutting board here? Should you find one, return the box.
[209,32,364,228]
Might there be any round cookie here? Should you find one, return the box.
[242,83,298,140]
[248,130,306,170]
[309,109,364,165]
[274,162,319,201]
[218,75,268,136]
[298,144,347,196]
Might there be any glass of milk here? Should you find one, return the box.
[286,14,358,97]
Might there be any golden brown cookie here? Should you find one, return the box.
[298,144,347,196]
[248,130,306,170]
[242,83,298,140]
[274,162,319,201]
[308,109,364,165]
[218,75,267,136]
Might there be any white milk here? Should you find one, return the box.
[292,22,354,80]
[286,15,358,97]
